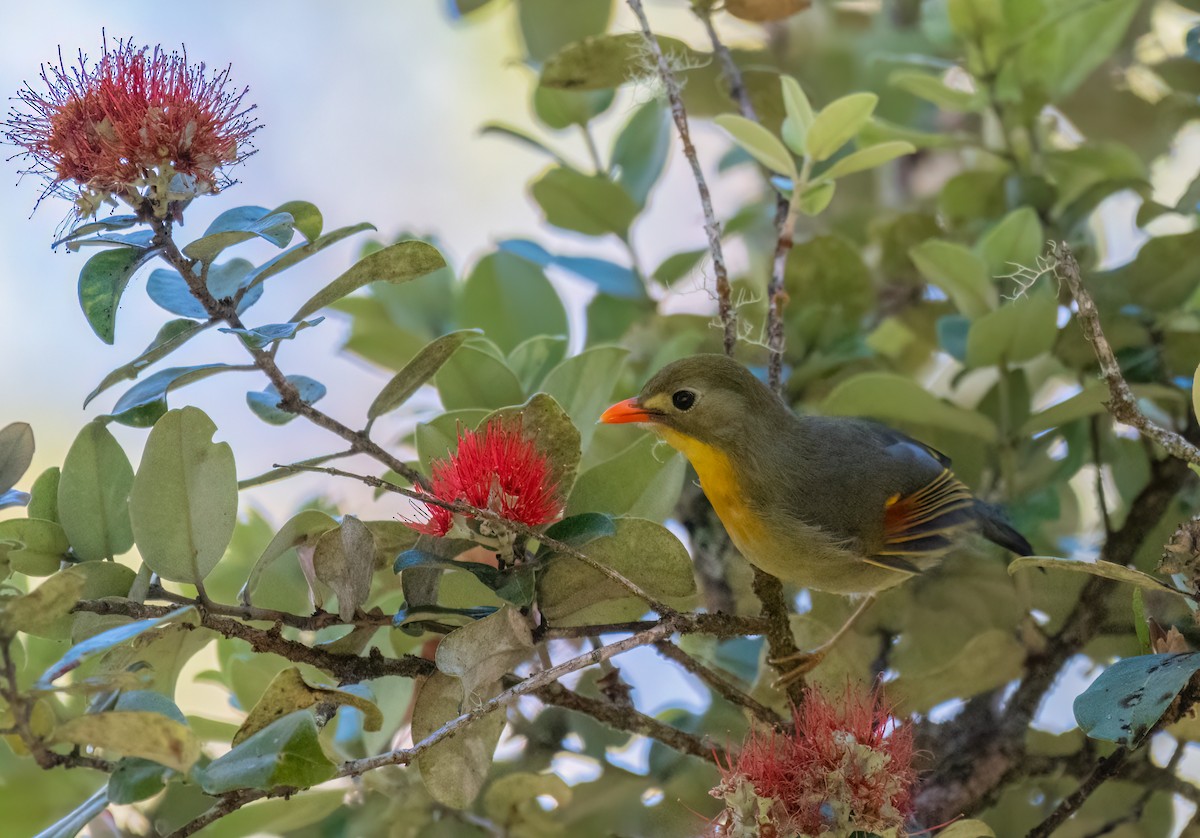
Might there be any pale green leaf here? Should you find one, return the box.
[129,407,238,584]
[805,92,877,162]
[713,114,797,178]
[291,240,447,321]
[57,422,134,561]
[819,141,914,180]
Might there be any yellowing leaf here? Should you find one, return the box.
[51,711,201,773]
[233,667,382,746]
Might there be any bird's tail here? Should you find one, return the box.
[974,502,1033,556]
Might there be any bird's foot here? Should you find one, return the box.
[769,649,827,687]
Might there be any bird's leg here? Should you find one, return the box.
[770,594,878,687]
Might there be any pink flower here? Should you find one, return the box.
[4,35,259,212]
[408,421,562,536]
[712,684,916,837]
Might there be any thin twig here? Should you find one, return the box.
[169,619,686,836]
[278,461,679,617]
[628,0,736,355]
[751,567,805,706]
[654,639,784,727]
[72,598,433,683]
[542,613,769,639]
[1025,747,1130,838]
[147,216,429,489]
[1054,242,1200,467]
[694,6,791,391]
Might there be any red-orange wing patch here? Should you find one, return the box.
[878,469,976,557]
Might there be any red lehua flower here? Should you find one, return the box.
[712,683,916,837]
[408,420,562,536]
[4,35,259,212]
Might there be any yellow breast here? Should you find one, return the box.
[655,429,767,553]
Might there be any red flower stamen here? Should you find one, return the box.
[713,683,916,837]
[4,35,259,212]
[408,421,562,536]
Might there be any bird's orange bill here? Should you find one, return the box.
[600,398,653,424]
[876,469,976,558]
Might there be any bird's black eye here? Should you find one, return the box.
[672,390,696,411]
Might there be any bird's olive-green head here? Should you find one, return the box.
[600,354,786,448]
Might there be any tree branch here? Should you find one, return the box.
[71,598,434,683]
[627,0,736,355]
[751,568,805,706]
[694,6,790,392]
[654,639,784,727]
[167,619,687,836]
[148,215,429,489]
[1054,241,1200,466]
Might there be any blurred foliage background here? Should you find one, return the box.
[5,0,1200,835]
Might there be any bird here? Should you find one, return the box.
[599,354,1032,681]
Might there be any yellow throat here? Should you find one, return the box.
[654,428,766,552]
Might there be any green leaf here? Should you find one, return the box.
[84,319,208,409]
[889,628,1025,714]
[611,100,670,206]
[540,513,617,551]
[977,207,1044,277]
[964,293,1058,368]
[37,607,196,688]
[538,517,696,625]
[57,422,135,561]
[796,181,836,216]
[108,363,236,428]
[436,606,533,699]
[459,253,568,354]
[108,757,172,804]
[436,345,525,411]
[181,791,344,838]
[77,246,156,344]
[233,667,382,746]
[821,372,999,441]
[508,335,569,392]
[239,510,337,606]
[483,772,573,835]
[0,519,69,575]
[219,318,324,350]
[909,239,997,318]
[272,200,322,241]
[819,141,914,180]
[533,86,616,129]
[368,330,479,421]
[182,206,295,263]
[517,0,613,62]
[541,346,629,451]
[26,467,60,522]
[1099,230,1200,312]
[1074,652,1200,746]
[129,407,238,584]
[1017,0,1138,100]
[291,240,447,321]
[934,820,995,838]
[530,167,640,238]
[566,434,686,520]
[197,710,336,794]
[246,376,326,425]
[1,562,134,639]
[652,249,707,287]
[412,671,506,809]
[540,33,700,91]
[311,517,376,621]
[53,214,139,248]
[889,70,985,112]
[713,115,797,178]
[146,260,261,319]
[51,711,201,773]
[804,92,878,162]
[1009,556,1186,598]
[0,422,34,495]
[780,75,815,155]
[245,222,376,290]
